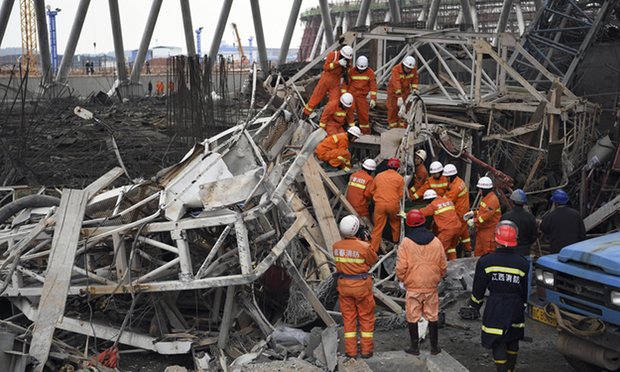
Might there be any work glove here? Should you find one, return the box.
[369,99,376,109]
[338,58,348,67]
[467,218,475,228]
[397,210,407,219]
[463,211,474,221]
[343,166,351,173]
[397,97,404,107]
[398,282,405,291]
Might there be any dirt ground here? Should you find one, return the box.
[374,301,572,371]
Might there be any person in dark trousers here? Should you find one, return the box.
[145,60,151,74]
[468,220,529,372]
[147,81,153,97]
[501,189,537,257]
[539,189,586,254]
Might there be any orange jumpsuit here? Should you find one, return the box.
[410,175,449,200]
[315,133,352,170]
[408,163,429,199]
[319,99,355,135]
[346,170,374,217]
[419,196,462,260]
[396,236,447,322]
[155,80,164,96]
[474,192,501,256]
[304,50,347,116]
[367,169,404,252]
[345,67,377,134]
[445,176,472,253]
[387,64,419,128]
[333,237,378,357]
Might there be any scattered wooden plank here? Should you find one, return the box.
[83,167,125,199]
[29,189,89,371]
[302,158,341,257]
[217,285,236,348]
[584,194,620,232]
[372,287,404,315]
[426,113,484,130]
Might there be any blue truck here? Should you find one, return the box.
[531,231,620,371]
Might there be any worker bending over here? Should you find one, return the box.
[396,210,446,355]
[346,159,376,218]
[319,93,356,135]
[367,158,404,252]
[540,189,585,254]
[443,164,472,256]
[408,149,428,199]
[315,126,361,172]
[387,56,419,128]
[467,221,528,372]
[419,189,462,260]
[345,56,377,134]
[466,177,501,256]
[334,215,378,358]
[304,45,353,117]
[410,161,448,200]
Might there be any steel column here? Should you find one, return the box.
[356,0,372,27]
[318,0,334,46]
[108,0,127,82]
[56,0,90,84]
[496,0,513,34]
[33,0,52,84]
[309,22,324,60]
[0,0,14,47]
[458,0,473,27]
[389,0,402,23]
[278,0,302,66]
[179,0,196,56]
[209,0,233,67]
[250,0,269,76]
[469,0,479,31]
[514,0,525,35]
[426,0,441,30]
[130,0,162,83]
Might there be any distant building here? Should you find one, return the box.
[152,46,183,59]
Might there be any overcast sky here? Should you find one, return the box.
[3,0,322,54]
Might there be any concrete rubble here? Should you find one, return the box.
[0,23,618,372]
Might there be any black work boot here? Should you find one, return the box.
[429,321,441,355]
[507,351,518,371]
[405,322,420,355]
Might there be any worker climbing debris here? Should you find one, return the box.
[419,189,462,260]
[387,55,419,128]
[346,159,376,218]
[315,126,361,171]
[408,149,428,200]
[318,92,356,135]
[344,55,378,134]
[367,157,404,252]
[466,176,501,257]
[443,164,472,257]
[410,161,448,200]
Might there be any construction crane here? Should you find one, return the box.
[19,0,38,72]
[230,23,245,64]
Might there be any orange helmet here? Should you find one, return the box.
[387,157,400,169]
[495,220,518,247]
[406,210,425,227]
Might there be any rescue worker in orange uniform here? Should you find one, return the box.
[304,45,353,116]
[345,56,377,134]
[443,164,472,256]
[387,56,419,128]
[367,158,404,252]
[396,209,446,355]
[465,177,501,256]
[419,189,462,260]
[315,126,361,172]
[408,149,428,199]
[319,92,356,135]
[333,215,378,358]
[346,159,376,217]
[155,80,164,96]
[410,161,448,200]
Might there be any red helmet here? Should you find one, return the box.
[387,157,400,169]
[406,210,425,227]
[495,220,518,247]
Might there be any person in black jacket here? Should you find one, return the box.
[501,189,537,256]
[468,221,529,372]
[540,189,586,254]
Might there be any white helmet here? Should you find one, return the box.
[477,176,493,189]
[347,125,361,138]
[362,159,376,171]
[339,215,360,237]
[356,55,368,70]
[443,164,457,177]
[340,92,354,108]
[340,45,353,60]
[429,161,444,174]
[403,55,416,69]
[414,149,427,162]
[423,189,438,200]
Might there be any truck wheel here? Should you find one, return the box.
[565,356,620,372]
